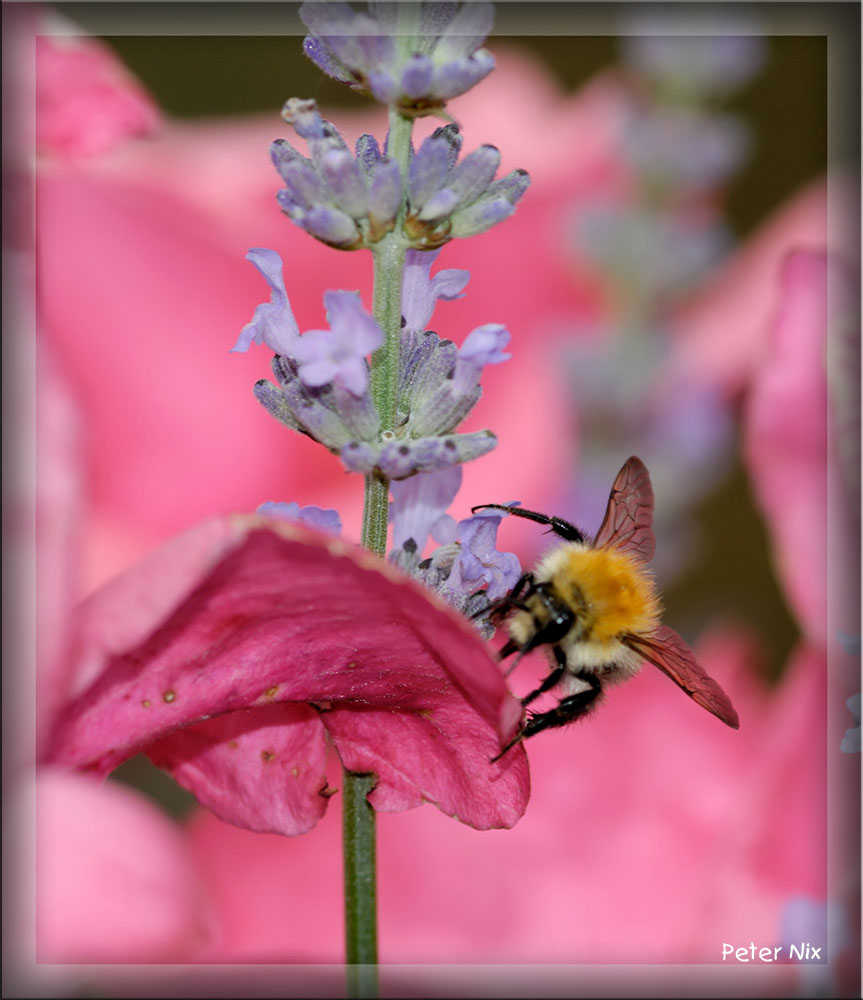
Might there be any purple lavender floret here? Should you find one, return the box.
[389,466,461,570]
[237,250,385,450]
[271,98,403,248]
[414,506,520,633]
[232,249,300,355]
[340,430,496,480]
[445,509,521,602]
[299,1,496,114]
[405,126,530,248]
[402,248,469,333]
[256,500,343,535]
[292,290,383,397]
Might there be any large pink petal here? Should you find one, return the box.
[34,768,208,962]
[147,703,330,836]
[325,704,528,830]
[45,515,528,833]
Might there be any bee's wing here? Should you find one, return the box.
[593,456,656,562]
[625,626,740,728]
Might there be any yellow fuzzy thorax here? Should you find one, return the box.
[546,544,662,642]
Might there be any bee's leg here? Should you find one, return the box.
[477,572,534,624]
[519,672,602,740]
[520,645,567,707]
[491,648,572,762]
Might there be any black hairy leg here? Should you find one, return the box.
[520,645,567,707]
[520,672,602,739]
[490,670,602,763]
[479,572,534,623]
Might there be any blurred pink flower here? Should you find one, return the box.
[44,514,529,836]
[35,31,160,159]
[744,250,829,645]
[34,768,208,963]
[671,173,856,398]
[26,341,211,965]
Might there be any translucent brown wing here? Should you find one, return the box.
[593,456,656,562]
[625,626,740,728]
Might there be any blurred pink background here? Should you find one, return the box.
[7,6,860,997]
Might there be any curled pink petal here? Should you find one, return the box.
[45,515,528,833]
[147,703,329,836]
[325,704,529,830]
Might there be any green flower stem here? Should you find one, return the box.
[347,100,416,998]
[343,771,378,997]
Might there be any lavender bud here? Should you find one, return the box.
[253,379,304,434]
[320,148,369,219]
[445,144,501,209]
[298,205,361,247]
[401,53,435,99]
[341,440,378,474]
[355,133,382,179]
[330,383,381,441]
[367,158,402,236]
[449,197,515,239]
[409,134,453,209]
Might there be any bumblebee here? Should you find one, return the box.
[474,457,739,761]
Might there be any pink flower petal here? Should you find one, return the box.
[744,250,828,643]
[325,705,528,830]
[147,703,330,836]
[45,515,528,833]
[35,769,208,962]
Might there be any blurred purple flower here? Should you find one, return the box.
[621,108,750,190]
[840,693,860,753]
[256,500,342,536]
[621,28,766,98]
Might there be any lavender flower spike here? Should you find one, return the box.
[300,2,496,116]
[292,290,384,397]
[232,249,300,354]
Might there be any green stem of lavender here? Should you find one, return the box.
[346,99,414,997]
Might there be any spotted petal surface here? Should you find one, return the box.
[44,516,528,834]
